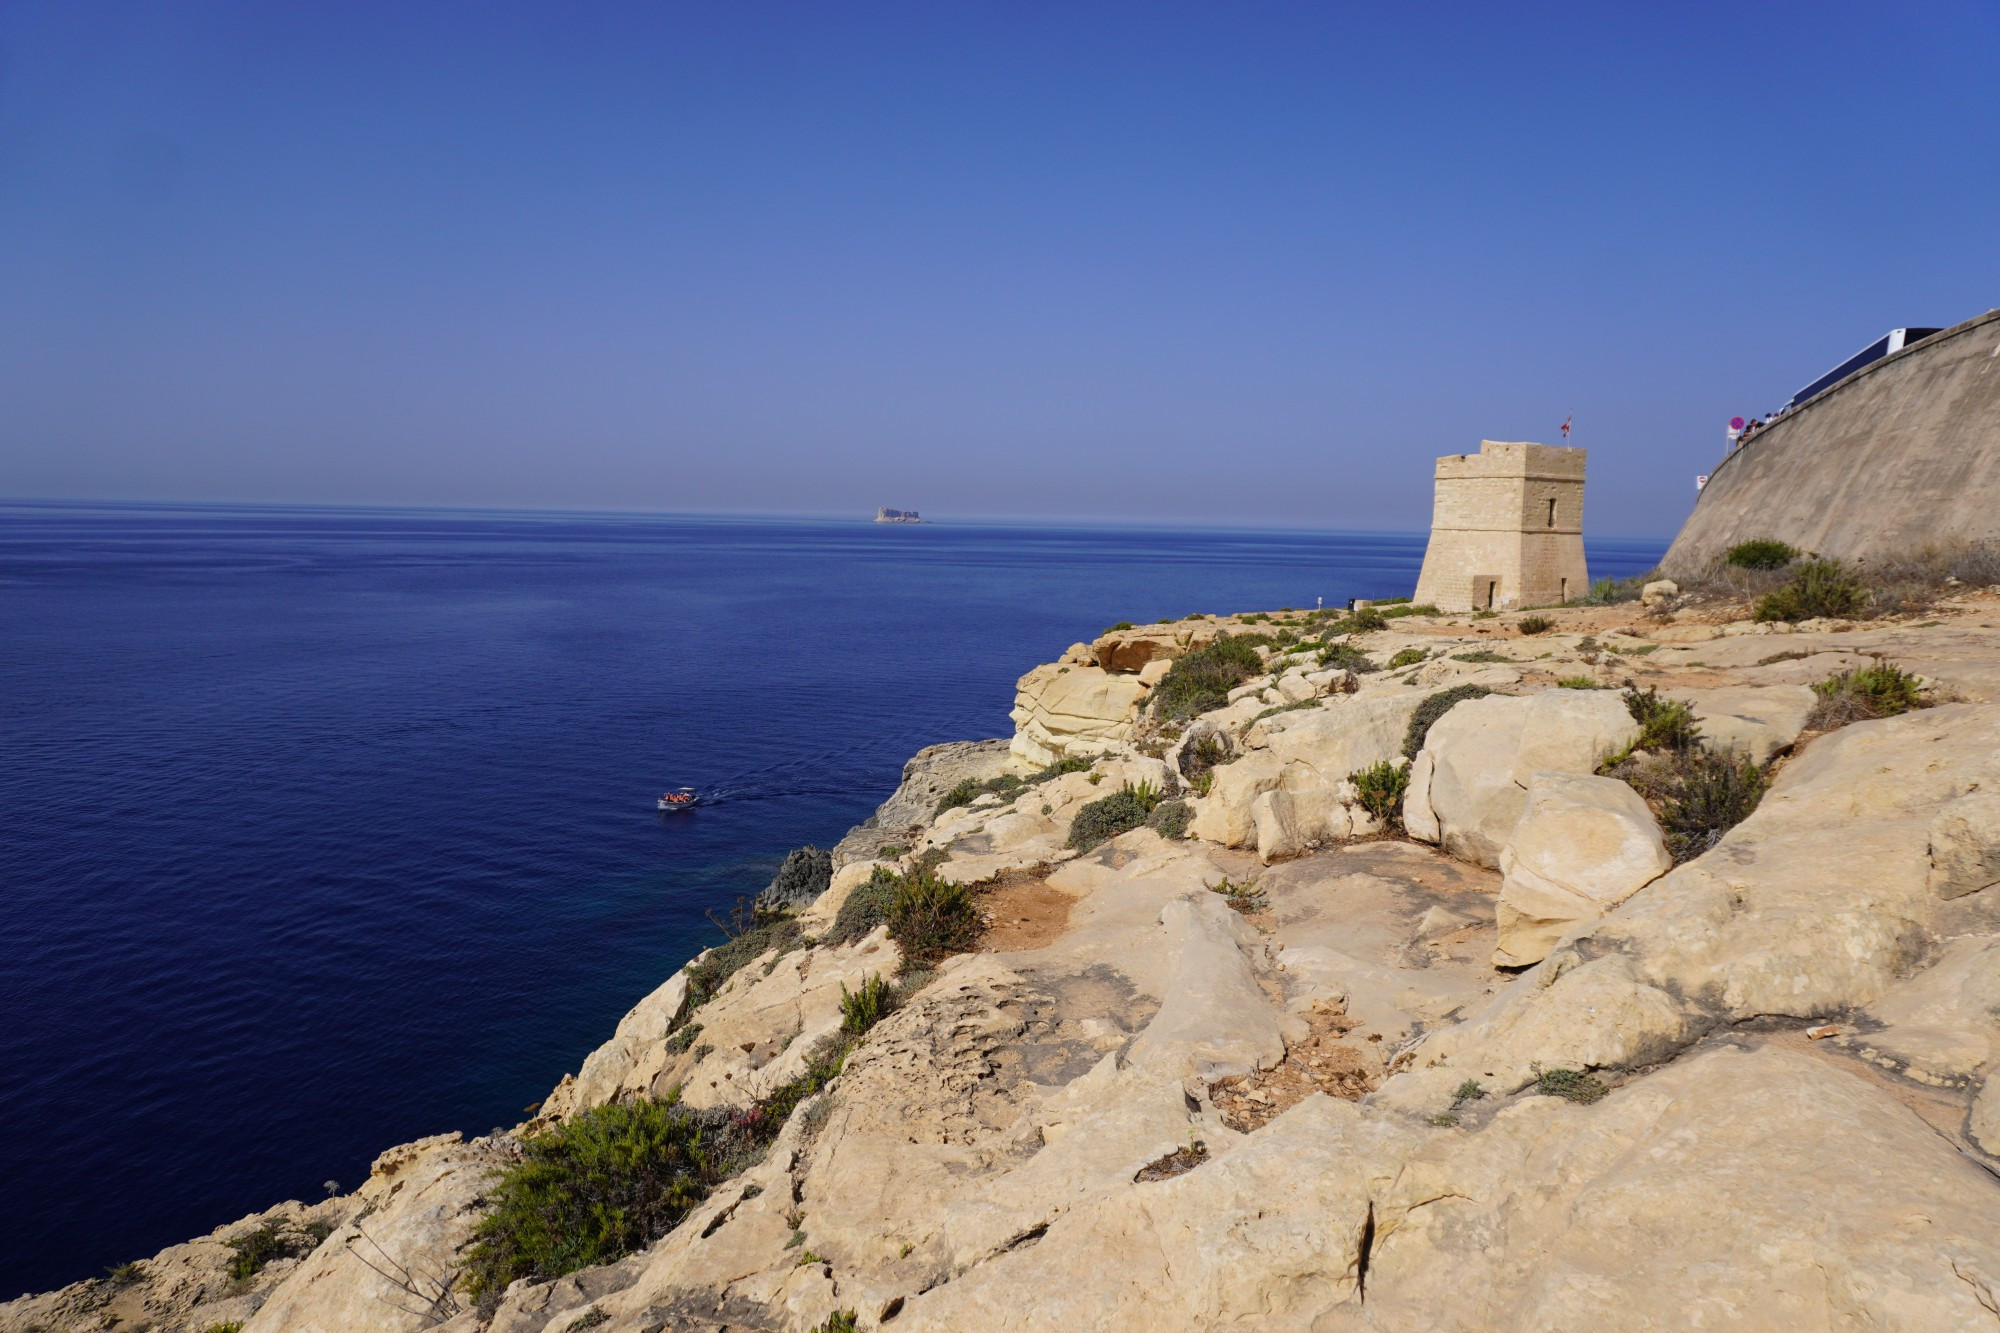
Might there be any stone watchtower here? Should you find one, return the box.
[1412,440,1588,612]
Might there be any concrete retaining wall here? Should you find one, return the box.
[1661,308,2000,575]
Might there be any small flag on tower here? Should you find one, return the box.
[1560,415,1572,440]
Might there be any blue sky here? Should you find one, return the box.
[3,2,1995,535]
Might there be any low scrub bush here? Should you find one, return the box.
[1146,800,1193,839]
[1611,747,1769,863]
[223,1218,328,1282]
[685,914,803,1007]
[1450,650,1509,663]
[1516,615,1554,635]
[104,1261,144,1285]
[1102,620,1134,633]
[1531,1063,1608,1104]
[839,973,898,1035]
[935,773,1026,815]
[1656,750,1768,862]
[1580,574,1646,605]
[884,869,981,967]
[1068,780,1162,851]
[825,868,899,947]
[1252,699,1319,722]
[1148,636,1265,720]
[1754,559,1869,622]
[1178,733,1230,783]
[1555,676,1603,689]
[1347,606,1389,632]
[1318,642,1378,673]
[1623,686,1702,754]
[1028,756,1092,784]
[465,1094,759,1299]
[1207,875,1267,914]
[1387,647,1427,669]
[1380,603,1439,619]
[1807,661,1929,729]
[1726,539,1799,570]
[1403,685,1493,758]
[1348,761,1409,827]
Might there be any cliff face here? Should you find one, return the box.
[1661,309,2000,573]
[11,596,2000,1331]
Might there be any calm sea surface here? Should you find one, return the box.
[0,503,1666,1292]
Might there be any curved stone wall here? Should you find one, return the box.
[1661,308,2000,574]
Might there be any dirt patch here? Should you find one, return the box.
[1209,1000,1377,1132]
[980,877,1075,952]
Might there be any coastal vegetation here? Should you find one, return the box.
[1348,760,1409,828]
[464,1093,759,1301]
[1068,779,1163,850]
[1753,558,1869,622]
[1807,661,1931,728]
[1726,538,1800,569]
[1403,684,1493,758]
[1147,636,1265,720]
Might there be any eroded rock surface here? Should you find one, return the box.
[17,591,2000,1333]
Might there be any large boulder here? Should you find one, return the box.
[1494,771,1671,966]
[1189,694,1420,859]
[755,844,833,914]
[1010,663,1149,766]
[1092,622,1222,672]
[1406,689,1640,867]
[1384,703,2000,1107]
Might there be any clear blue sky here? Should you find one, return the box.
[4,2,1996,535]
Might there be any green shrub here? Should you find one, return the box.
[104,1261,144,1285]
[1403,685,1493,758]
[225,1220,314,1282]
[1103,620,1134,633]
[1348,760,1409,827]
[825,868,899,947]
[1580,575,1644,605]
[1318,642,1378,673]
[884,869,981,967]
[1252,699,1320,722]
[1623,686,1702,753]
[1387,647,1427,669]
[1347,606,1389,632]
[815,1313,858,1333]
[1532,1063,1608,1104]
[1068,780,1162,851]
[685,915,803,1007]
[1450,650,1509,663]
[1452,1079,1486,1103]
[1179,734,1230,783]
[465,1095,756,1299]
[934,778,983,815]
[1148,635,1266,720]
[1656,749,1768,862]
[1516,615,1554,635]
[664,1022,703,1055]
[1754,559,1868,622]
[839,973,898,1035]
[1207,875,1267,913]
[1028,756,1092,783]
[1381,603,1439,619]
[206,1323,247,1333]
[1726,539,1799,570]
[1555,676,1603,689]
[1146,799,1193,840]
[1808,661,1928,728]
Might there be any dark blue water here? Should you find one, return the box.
[0,502,1665,1293]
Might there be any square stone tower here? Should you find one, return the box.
[1413,440,1588,612]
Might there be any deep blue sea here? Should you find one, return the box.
[0,502,1666,1293]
